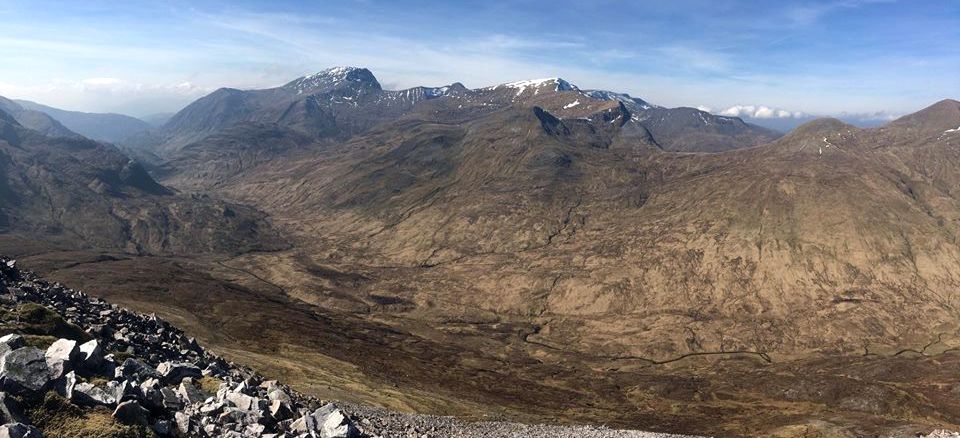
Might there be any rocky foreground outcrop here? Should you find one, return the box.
[0,256,358,437]
[0,256,715,438]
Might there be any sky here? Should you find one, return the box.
[0,0,957,122]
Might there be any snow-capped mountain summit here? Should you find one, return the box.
[487,78,579,97]
[583,90,657,112]
[283,66,382,95]
[157,66,779,154]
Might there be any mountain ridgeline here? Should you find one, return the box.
[4,67,960,436]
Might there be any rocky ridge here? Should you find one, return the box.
[0,256,703,438]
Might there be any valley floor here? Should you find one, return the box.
[4,237,959,437]
[342,403,703,438]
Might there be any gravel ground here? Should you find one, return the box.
[344,403,705,438]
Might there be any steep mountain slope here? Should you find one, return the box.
[0,96,79,138]
[158,67,466,154]
[164,100,960,362]
[0,106,285,255]
[140,112,174,127]
[634,106,781,152]
[15,99,153,143]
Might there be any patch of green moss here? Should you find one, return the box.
[14,303,90,342]
[22,334,58,349]
[0,303,90,344]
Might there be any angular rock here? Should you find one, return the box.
[0,393,25,425]
[0,347,50,395]
[200,401,225,416]
[52,370,77,399]
[0,423,41,438]
[177,378,206,405]
[269,399,293,421]
[225,392,256,411]
[267,387,292,403]
[45,339,80,364]
[159,387,183,410]
[152,419,171,436]
[105,380,136,403]
[115,358,158,380]
[0,336,24,354]
[156,362,201,384]
[314,403,357,438]
[245,423,266,436]
[217,407,254,425]
[113,400,150,426]
[44,338,79,380]
[174,411,191,435]
[77,339,103,372]
[72,382,116,406]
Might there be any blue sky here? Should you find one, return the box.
[0,0,957,120]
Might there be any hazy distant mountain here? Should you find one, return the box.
[0,103,285,255]
[0,96,79,138]
[140,112,175,127]
[730,114,896,133]
[15,99,152,143]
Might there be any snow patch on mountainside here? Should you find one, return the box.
[285,66,379,95]
[583,90,656,110]
[487,78,579,97]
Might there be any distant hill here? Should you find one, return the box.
[15,99,152,143]
[0,102,285,255]
[0,96,79,138]
[140,112,175,127]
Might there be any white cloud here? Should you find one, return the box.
[718,104,806,119]
[696,105,713,112]
[0,78,212,114]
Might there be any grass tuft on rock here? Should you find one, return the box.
[197,376,222,394]
[0,303,90,342]
[28,392,155,438]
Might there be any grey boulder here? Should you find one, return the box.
[177,378,206,405]
[292,403,357,438]
[115,358,158,380]
[44,339,79,380]
[113,400,150,426]
[156,362,201,384]
[0,336,24,357]
[0,423,41,438]
[315,403,357,438]
[71,382,116,406]
[0,348,50,395]
[77,340,103,372]
[0,393,25,425]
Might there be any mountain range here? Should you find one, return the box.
[3,66,960,437]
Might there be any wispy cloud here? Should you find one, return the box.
[0,0,952,118]
[785,0,898,26]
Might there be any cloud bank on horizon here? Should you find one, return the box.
[0,0,957,118]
